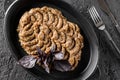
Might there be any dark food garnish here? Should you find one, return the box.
[54,60,72,72]
[18,46,72,73]
[17,55,37,68]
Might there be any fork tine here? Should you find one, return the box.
[89,6,104,27]
[92,6,103,23]
[89,7,97,25]
[91,6,100,23]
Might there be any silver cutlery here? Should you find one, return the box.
[98,0,120,34]
[88,6,120,55]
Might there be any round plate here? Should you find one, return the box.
[4,0,99,80]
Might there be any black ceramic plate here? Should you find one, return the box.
[4,0,99,80]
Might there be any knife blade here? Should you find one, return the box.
[98,0,120,34]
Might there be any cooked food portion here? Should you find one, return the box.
[17,6,84,71]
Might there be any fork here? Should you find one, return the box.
[88,6,120,56]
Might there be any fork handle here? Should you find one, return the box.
[104,29,120,56]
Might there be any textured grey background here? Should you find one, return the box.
[0,0,120,80]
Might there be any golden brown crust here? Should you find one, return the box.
[17,6,84,70]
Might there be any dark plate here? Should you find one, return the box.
[4,0,99,80]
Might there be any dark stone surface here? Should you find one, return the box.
[0,0,120,80]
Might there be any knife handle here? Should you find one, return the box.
[104,29,120,56]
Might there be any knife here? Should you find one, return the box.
[98,0,120,33]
